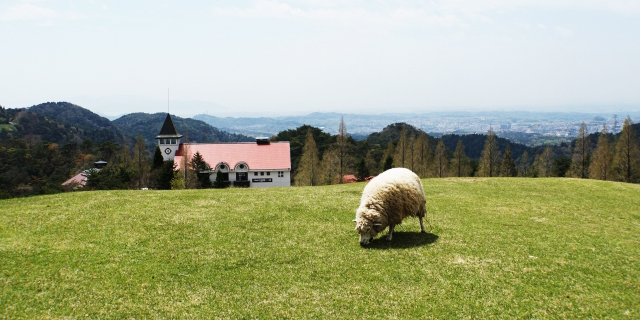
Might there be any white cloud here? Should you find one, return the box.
[0,2,85,21]
[0,3,56,21]
[211,0,463,27]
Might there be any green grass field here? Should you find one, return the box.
[1,178,639,319]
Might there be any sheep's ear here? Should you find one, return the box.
[373,223,382,226]
[352,219,357,223]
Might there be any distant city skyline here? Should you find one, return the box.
[1,0,639,118]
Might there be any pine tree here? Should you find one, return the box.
[133,134,150,188]
[413,132,432,178]
[589,125,614,181]
[568,122,591,178]
[213,170,226,188]
[156,160,175,190]
[434,140,449,178]
[294,128,321,186]
[501,144,517,177]
[152,146,164,170]
[612,116,640,182]
[450,139,471,177]
[191,151,212,188]
[477,126,501,177]
[355,158,369,181]
[518,150,532,177]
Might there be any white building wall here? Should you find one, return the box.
[208,169,291,188]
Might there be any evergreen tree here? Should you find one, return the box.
[170,171,185,190]
[501,144,517,177]
[355,158,370,181]
[434,140,449,178]
[383,155,393,172]
[477,126,501,177]
[589,125,614,181]
[156,160,175,190]
[133,134,150,188]
[517,150,532,177]
[294,128,321,186]
[568,122,591,178]
[152,146,164,170]
[191,151,212,188]
[213,170,226,188]
[451,139,471,177]
[612,116,640,182]
[413,132,432,178]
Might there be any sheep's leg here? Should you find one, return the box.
[386,224,395,241]
[419,216,426,233]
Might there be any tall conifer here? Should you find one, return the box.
[612,116,640,182]
[589,125,614,181]
[434,140,449,178]
[413,132,432,178]
[568,122,591,178]
[500,144,517,177]
[477,126,501,177]
[294,128,321,186]
[451,139,471,177]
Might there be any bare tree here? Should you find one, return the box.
[451,139,471,177]
[413,132,432,178]
[477,126,501,177]
[613,116,640,182]
[393,125,408,168]
[294,128,321,186]
[589,125,614,181]
[568,122,591,178]
[434,140,449,178]
[133,134,150,188]
[534,146,554,177]
[335,116,352,183]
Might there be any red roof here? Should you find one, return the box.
[62,172,88,189]
[174,142,291,171]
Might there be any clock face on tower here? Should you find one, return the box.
[164,148,172,155]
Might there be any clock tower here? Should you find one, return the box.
[155,113,183,161]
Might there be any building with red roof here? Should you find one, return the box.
[157,114,291,188]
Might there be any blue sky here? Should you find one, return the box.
[1,0,639,117]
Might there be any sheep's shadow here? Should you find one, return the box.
[365,232,439,249]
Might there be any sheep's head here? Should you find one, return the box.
[354,209,383,246]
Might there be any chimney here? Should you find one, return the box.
[256,137,270,145]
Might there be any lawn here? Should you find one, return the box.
[1,178,639,319]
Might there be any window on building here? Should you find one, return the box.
[267,172,270,176]
[278,171,284,177]
[171,139,176,144]
[260,172,264,176]
[254,172,258,176]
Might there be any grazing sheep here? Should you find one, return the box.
[354,168,427,246]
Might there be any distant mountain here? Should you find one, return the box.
[114,113,254,152]
[27,102,124,144]
[3,102,254,154]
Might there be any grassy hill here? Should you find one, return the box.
[1,179,638,318]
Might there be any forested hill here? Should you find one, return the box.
[0,106,124,145]
[113,113,254,147]
[366,123,532,160]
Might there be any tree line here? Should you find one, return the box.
[291,116,640,185]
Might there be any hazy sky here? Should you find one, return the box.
[1,0,639,117]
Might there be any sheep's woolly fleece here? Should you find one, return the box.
[355,168,426,234]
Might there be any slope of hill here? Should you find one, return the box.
[0,107,122,145]
[1,178,638,318]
